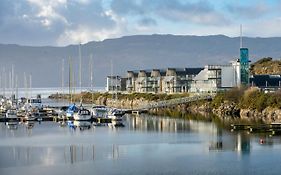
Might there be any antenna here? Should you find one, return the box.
[240,24,243,48]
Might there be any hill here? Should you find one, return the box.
[1,34,281,87]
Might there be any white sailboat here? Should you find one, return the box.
[74,44,92,121]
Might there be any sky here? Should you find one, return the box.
[0,0,281,46]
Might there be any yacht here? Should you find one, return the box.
[107,108,125,121]
[91,105,109,119]
[73,107,92,121]
[57,106,69,120]
[5,109,18,121]
[28,97,43,110]
[24,109,39,121]
[91,106,125,120]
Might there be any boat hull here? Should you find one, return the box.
[73,114,92,121]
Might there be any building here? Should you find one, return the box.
[106,76,126,92]
[125,68,203,93]
[250,74,281,92]
[240,48,250,85]
[106,46,251,94]
[190,60,241,93]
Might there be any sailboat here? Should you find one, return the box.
[73,44,92,121]
[64,57,77,120]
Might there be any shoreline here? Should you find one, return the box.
[49,89,281,125]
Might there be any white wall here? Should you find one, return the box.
[221,66,235,87]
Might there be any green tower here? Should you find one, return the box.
[240,48,249,86]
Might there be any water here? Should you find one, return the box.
[1,86,105,98]
[1,115,281,175]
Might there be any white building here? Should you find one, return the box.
[106,76,122,92]
[190,60,241,93]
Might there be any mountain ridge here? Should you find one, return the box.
[0,34,281,87]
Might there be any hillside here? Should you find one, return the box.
[1,34,281,87]
[251,57,281,75]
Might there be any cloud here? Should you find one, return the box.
[226,3,269,19]
[138,17,157,27]
[111,0,230,26]
[111,0,146,15]
[0,0,281,46]
[246,17,281,37]
[0,0,122,46]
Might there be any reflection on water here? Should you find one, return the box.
[2,115,281,175]
[209,128,251,155]
[0,145,117,168]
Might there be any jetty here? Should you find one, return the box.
[231,123,281,135]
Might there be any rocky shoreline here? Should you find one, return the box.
[49,92,281,124]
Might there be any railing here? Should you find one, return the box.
[137,95,214,110]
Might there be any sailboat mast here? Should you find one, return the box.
[29,74,32,99]
[0,73,1,96]
[16,74,18,102]
[9,70,11,97]
[24,72,27,99]
[3,68,6,97]
[110,59,113,99]
[90,54,93,104]
[11,64,14,98]
[62,59,64,94]
[79,43,82,94]
[69,57,72,104]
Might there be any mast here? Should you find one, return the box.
[11,65,14,98]
[3,68,6,97]
[110,59,113,98]
[9,70,11,97]
[16,74,18,103]
[240,24,243,49]
[24,72,27,99]
[79,43,82,94]
[62,59,64,94]
[29,74,32,99]
[0,72,1,96]
[90,54,94,104]
[69,57,73,104]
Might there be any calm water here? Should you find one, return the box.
[2,86,105,98]
[1,115,281,175]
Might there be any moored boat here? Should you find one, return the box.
[5,109,18,121]
[73,108,92,121]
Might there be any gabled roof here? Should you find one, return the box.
[193,69,208,81]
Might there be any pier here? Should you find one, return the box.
[231,123,281,135]
[130,95,213,114]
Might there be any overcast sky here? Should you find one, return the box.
[0,0,280,46]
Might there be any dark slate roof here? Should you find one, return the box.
[128,67,203,77]
[250,75,281,88]
[185,68,204,75]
